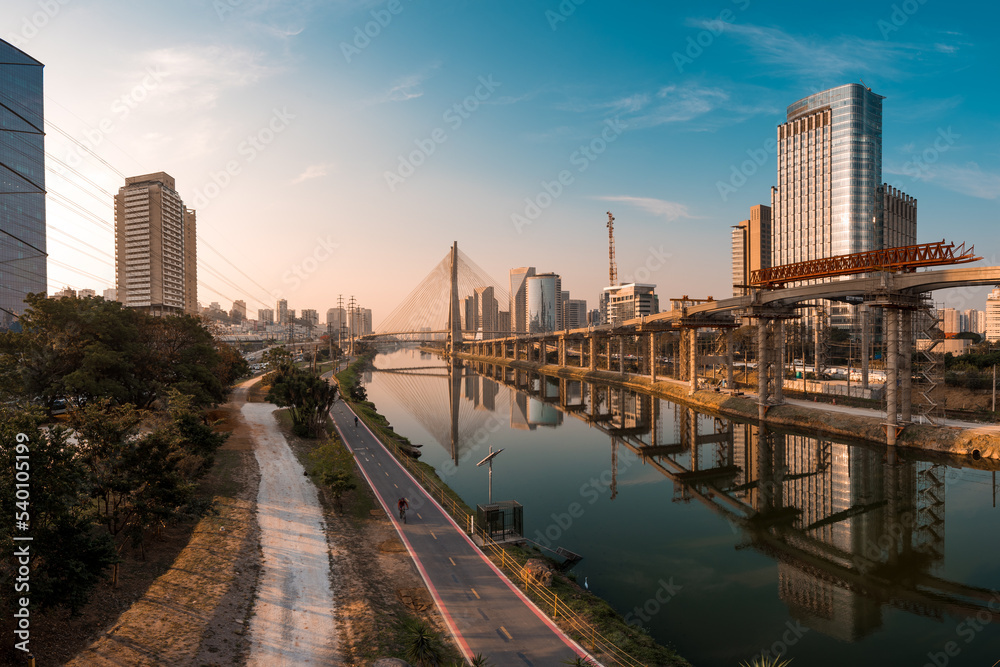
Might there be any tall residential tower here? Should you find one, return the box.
[114,172,197,316]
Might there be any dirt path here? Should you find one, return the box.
[242,403,338,666]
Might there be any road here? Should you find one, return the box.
[243,391,338,666]
[328,398,591,665]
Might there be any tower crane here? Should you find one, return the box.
[607,211,617,287]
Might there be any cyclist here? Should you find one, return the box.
[398,497,409,523]
[354,415,358,428]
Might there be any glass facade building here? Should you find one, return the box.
[771,83,914,329]
[0,39,45,330]
[526,273,561,333]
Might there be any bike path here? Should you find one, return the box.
[328,399,591,665]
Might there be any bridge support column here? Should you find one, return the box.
[757,319,768,420]
[861,305,870,390]
[618,336,625,374]
[775,319,784,404]
[589,336,596,371]
[558,335,566,366]
[649,332,657,382]
[901,309,913,422]
[688,328,698,394]
[726,328,734,390]
[886,308,899,445]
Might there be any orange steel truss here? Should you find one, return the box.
[750,240,981,288]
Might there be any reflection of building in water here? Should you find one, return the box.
[731,424,947,640]
[607,387,649,431]
[463,374,499,411]
[510,388,563,429]
[480,378,498,411]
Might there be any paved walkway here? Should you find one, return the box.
[328,399,591,665]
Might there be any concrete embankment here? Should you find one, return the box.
[455,352,1000,463]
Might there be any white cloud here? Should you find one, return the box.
[920,163,1000,199]
[594,196,695,221]
[291,163,334,184]
[140,45,282,111]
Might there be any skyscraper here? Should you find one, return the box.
[115,172,197,316]
[276,298,288,324]
[770,83,916,328]
[526,273,561,333]
[509,266,536,333]
[0,39,45,329]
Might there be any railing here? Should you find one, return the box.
[346,398,646,667]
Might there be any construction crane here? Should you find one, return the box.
[607,211,617,286]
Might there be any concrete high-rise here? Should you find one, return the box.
[0,39,45,329]
[986,288,1000,343]
[475,286,498,339]
[732,205,771,297]
[770,83,916,329]
[561,291,587,330]
[600,283,658,325]
[509,267,536,333]
[115,172,197,316]
[277,299,288,324]
[258,308,274,324]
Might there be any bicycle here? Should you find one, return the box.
[398,499,409,524]
[399,506,407,523]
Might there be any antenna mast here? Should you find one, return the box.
[607,211,618,286]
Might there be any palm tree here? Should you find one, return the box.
[404,619,445,666]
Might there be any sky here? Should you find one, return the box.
[3,0,999,325]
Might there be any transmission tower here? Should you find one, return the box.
[348,295,357,356]
[607,211,618,286]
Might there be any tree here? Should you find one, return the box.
[267,367,339,437]
[310,438,357,512]
[403,618,446,666]
[0,408,116,614]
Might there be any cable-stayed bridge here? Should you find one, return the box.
[365,240,1000,448]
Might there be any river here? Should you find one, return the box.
[362,346,1000,666]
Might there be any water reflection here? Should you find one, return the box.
[369,352,1000,656]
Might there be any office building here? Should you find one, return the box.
[115,172,197,316]
[258,308,274,324]
[103,288,117,301]
[526,273,561,333]
[231,299,246,321]
[77,288,96,298]
[476,286,498,339]
[940,308,960,336]
[965,308,986,336]
[0,39,45,329]
[509,267,536,333]
[600,283,658,325]
[986,288,1000,343]
[350,307,372,335]
[770,83,916,329]
[561,292,587,330]
[731,205,771,296]
[327,307,346,331]
[276,299,288,324]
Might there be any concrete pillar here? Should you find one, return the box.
[649,332,657,382]
[814,312,823,377]
[775,319,785,404]
[901,309,913,423]
[886,308,899,445]
[726,328,734,391]
[689,328,698,394]
[589,336,596,371]
[861,305,870,390]
[558,336,566,366]
[618,336,625,374]
[758,319,768,420]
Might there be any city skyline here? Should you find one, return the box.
[2,1,998,325]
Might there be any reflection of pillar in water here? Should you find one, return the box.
[449,360,461,464]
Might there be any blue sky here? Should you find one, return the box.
[3,0,998,321]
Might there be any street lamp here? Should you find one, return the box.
[476,446,505,505]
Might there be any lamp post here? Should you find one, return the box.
[476,446,504,505]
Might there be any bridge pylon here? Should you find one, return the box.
[447,241,463,358]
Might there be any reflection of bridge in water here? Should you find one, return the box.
[378,352,999,642]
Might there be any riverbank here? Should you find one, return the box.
[454,351,1000,462]
[337,353,691,666]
